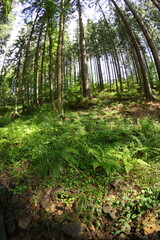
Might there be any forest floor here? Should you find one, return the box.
[0,92,160,240]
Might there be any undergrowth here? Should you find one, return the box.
[0,92,160,235]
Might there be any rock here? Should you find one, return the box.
[109,179,120,188]
[18,217,31,229]
[103,205,112,214]
[53,214,68,224]
[118,233,129,240]
[142,214,160,235]
[102,204,117,220]
[61,221,84,238]
[41,197,57,213]
[52,186,65,194]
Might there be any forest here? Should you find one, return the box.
[0,0,160,239]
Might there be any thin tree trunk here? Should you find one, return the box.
[99,3,123,92]
[105,55,112,91]
[34,23,44,106]
[21,10,39,111]
[48,22,55,110]
[39,29,47,105]
[111,0,155,101]
[57,0,65,117]
[123,0,160,82]
[77,0,91,98]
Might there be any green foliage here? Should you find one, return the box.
[112,187,160,235]
[1,97,160,179]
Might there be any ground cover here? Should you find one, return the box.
[0,92,160,239]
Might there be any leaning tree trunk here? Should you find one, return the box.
[111,0,155,101]
[99,3,123,92]
[150,0,160,11]
[77,0,91,98]
[123,0,160,83]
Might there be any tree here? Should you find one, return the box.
[57,0,65,116]
[110,0,155,101]
[123,0,160,83]
[77,0,91,98]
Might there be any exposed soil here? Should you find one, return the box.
[0,169,160,240]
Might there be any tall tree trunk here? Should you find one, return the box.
[105,55,112,91]
[57,0,65,117]
[48,21,55,110]
[98,3,123,92]
[111,0,155,101]
[14,52,23,114]
[21,10,39,111]
[39,29,47,105]
[34,23,44,106]
[123,0,160,82]
[77,0,91,98]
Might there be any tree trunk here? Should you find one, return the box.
[111,0,155,101]
[39,29,47,105]
[57,0,65,117]
[77,0,91,98]
[48,20,55,110]
[34,23,44,106]
[150,0,160,11]
[21,10,39,111]
[123,0,160,82]
[98,3,123,92]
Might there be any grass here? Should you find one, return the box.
[0,91,160,237]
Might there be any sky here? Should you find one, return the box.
[0,2,24,70]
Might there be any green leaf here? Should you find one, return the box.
[65,148,79,155]
[101,162,111,174]
[136,159,150,166]
[124,161,133,174]
[92,161,100,169]
[124,222,130,228]
[131,214,137,219]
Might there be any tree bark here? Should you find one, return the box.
[48,19,55,110]
[77,0,91,98]
[57,0,65,117]
[111,0,155,101]
[21,10,39,111]
[150,0,160,11]
[123,0,160,82]
[98,3,123,92]
[34,23,44,106]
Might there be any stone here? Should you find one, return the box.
[118,233,129,240]
[142,214,160,235]
[52,186,65,194]
[102,204,117,220]
[61,221,84,238]
[18,217,31,229]
[41,197,57,214]
[53,214,68,224]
